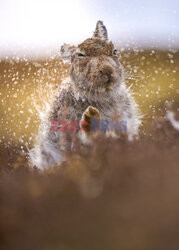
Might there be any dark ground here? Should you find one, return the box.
[0,116,179,250]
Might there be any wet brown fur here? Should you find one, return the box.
[78,38,114,57]
[30,21,141,169]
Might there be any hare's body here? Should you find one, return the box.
[30,21,141,169]
[51,78,139,136]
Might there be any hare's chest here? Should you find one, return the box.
[99,104,118,120]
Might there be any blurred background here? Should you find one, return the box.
[0,0,179,56]
[0,0,178,148]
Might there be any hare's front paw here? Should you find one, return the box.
[80,106,101,132]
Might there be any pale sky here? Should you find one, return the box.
[0,0,178,57]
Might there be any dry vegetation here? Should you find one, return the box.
[0,117,179,250]
[0,49,179,250]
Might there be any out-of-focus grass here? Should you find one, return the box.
[0,49,178,147]
[0,118,179,250]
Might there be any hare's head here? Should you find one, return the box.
[60,21,123,94]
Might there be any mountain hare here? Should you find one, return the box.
[30,20,141,169]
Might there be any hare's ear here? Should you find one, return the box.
[93,20,108,41]
[60,43,76,63]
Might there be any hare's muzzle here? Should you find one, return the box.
[91,64,115,86]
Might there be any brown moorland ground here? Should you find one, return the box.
[0,118,179,250]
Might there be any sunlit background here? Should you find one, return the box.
[0,0,178,149]
[0,0,179,57]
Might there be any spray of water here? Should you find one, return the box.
[0,47,178,162]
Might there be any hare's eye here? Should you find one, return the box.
[113,49,118,57]
[77,52,85,58]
